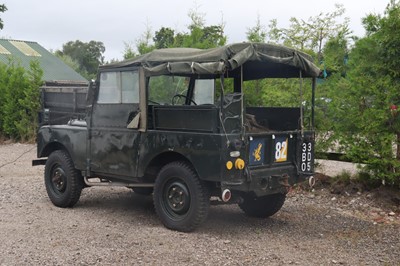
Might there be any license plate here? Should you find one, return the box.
[300,141,313,172]
[274,136,288,162]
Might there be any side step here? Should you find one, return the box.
[84,177,154,188]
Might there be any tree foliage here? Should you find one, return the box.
[0,4,7,30]
[123,5,226,59]
[154,27,175,49]
[242,1,400,186]
[56,40,105,79]
[56,54,82,76]
[268,4,351,61]
[320,0,400,185]
[241,4,351,116]
[123,42,137,60]
[322,31,349,75]
[136,22,155,56]
[0,59,43,141]
[246,15,267,43]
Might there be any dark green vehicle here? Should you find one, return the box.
[33,43,320,232]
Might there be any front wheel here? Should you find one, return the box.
[44,150,83,208]
[153,161,209,232]
[239,193,286,218]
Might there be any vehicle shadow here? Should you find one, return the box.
[71,187,374,239]
[74,187,158,226]
[74,187,294,233]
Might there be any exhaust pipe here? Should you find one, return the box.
[221,189,232,202]
[308,176,316,188]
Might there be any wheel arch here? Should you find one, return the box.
[142,151,198,183]
[39,140,86,172]
[40,141,69,157]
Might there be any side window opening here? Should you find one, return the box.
[98,72,120,103]
[148,76,215,106]
[98,71,139,104]
[193,79,215,105]
[122,71,139,104]
[148,76,190,105]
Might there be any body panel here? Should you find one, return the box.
[37,125,87,170]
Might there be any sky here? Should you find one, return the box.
[0,0,389,62]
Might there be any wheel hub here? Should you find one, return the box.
[52,167,67,192]
[165,181,190,215]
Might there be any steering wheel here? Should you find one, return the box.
[171,94,197,105]
[148,99,160,105]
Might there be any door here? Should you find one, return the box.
[89,69,141,178]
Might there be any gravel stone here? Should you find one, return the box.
[0,143,399,265]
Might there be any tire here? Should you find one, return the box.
[132,187,154,196]
[239,193,286,218]
[153,161,210,232]
[44,150,83,208]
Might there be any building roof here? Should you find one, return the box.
[0,39,87,82]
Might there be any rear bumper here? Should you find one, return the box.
[223,164,312,197]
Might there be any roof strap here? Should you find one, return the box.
[191,62,195,74]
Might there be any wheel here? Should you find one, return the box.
[172,94,197,105]
[153,161,209,232]
[44,150,83,208]
[132,187,153,196]
[239,193,286,218]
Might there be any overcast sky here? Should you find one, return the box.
[1,0,389,62]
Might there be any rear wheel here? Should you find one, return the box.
[44,150,83,208]
[153,161,209,232]
[239,193,286,218]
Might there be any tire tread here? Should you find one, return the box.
[153,161,210,232]
[44,150,83,208]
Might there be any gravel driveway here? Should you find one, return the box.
[0,143,399,265]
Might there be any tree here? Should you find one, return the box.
[187,3,205,30]
[305,4,351,61]
[246,15,267,43]
[122,42,137,60]
[243,15,315,110]
[55,54,86,77]
[201,25,226,47]
[244,16,267,106]
[136,21,155,55]
[177,7,226,49]
[123,5,227,60]
[56,40,105,79]
[0,4,7,30]
[268,4,351,61]
[329,0,400,185]
[322,31,349,76]
[154,27,175,49]
[0,59,43,141]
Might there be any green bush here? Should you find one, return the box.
[0,59,43,141]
